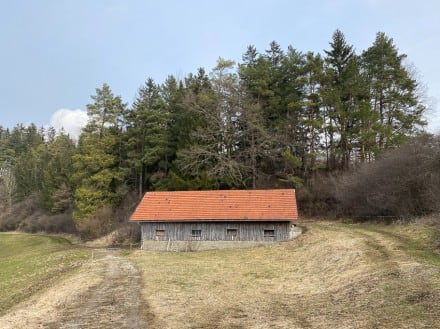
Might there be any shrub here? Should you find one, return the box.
[76,206,115,240]
[111,222,141,246]
[0,194,41,231]
[0,193,77,233]
[75,191,140,241]
[336,134,440,219]
[296,172,339,217]
[20,212,77,234]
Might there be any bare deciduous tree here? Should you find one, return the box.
[0,167,16,213]
[336,134,440,219]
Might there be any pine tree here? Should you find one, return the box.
[72,84,127,221]
[85,83,126,137]
[362,32,426,150]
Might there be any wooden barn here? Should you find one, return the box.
[129,189,298,247]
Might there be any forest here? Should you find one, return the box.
[0,30,436,239]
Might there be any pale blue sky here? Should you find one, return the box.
[1,0,440,136]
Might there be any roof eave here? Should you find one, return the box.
[129,218,297,222]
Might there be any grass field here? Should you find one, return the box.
[129,221,440,329]
[0,233,91,315]
[0,221,439,328]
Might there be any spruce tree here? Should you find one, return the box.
[125,78,172,196]
[322,29,363,170]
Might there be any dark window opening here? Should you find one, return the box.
[226,228,238,240]
[264,229,275,237]
[191,229,201,239]
[156,229,166,236]
[155,229,166,240]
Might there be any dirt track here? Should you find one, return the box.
[0,250,148,329]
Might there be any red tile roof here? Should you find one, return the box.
[129,189,297,222]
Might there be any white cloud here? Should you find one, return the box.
[50,108,89,140]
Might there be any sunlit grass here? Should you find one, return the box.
[128,221,440,329]
[0,233,91,314]
[355,223,440,268]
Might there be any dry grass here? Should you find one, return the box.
[129,221,440,329]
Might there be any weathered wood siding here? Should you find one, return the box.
[140,221,291,242]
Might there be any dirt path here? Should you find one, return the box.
[0,250,148,329]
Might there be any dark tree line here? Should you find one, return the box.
[0,30,427,228]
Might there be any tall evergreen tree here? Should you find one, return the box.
[40,133,76,212]
[238,46,274,188]
[125,78,172,196]
[362,32,426,150]
[278,46,307,185]
[162,75,186,155]
[72,84,127,221]
[264,41,284,124]
[322,29,363,170]
[85,83,126,137]
[301,52,325,181]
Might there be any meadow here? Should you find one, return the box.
[0,233,91,315]
[0,221,439,328]
[129,221,440,328]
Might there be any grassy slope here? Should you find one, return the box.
[129,221,440,329]
[0,233,91,315]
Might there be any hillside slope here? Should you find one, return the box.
[0,221,439,328]
[130,221,440,328]
[0,234,90,314]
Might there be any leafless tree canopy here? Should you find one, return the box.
[335,134,440,219]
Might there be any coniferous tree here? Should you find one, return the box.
[40,133,76,212]
[362,32,426,150]
[162,75,186,156]
[12,126,46,200]
[264,41,284,124]
[0,129,16,211]
[125,78,172,196]
[86,83,125,137]
[72,84,127,221]
[278,46,307,185]
[238,46,274,188]
[301,52,325,182]
[0,31,431,229]
[322,29,363,170]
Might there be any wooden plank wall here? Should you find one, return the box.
[140,221,292,242]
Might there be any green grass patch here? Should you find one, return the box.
[0,233,91,314]
[355,224,440,268]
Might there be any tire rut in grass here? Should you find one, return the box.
[46,251,148,329]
